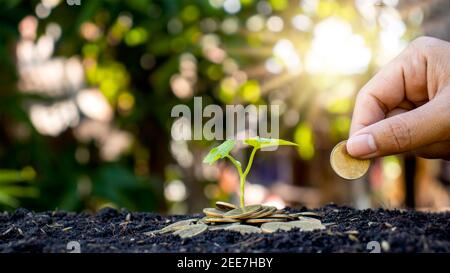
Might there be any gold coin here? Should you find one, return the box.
[174,224,208,238]
[289,212,320,219]
[247,206,269,217]
[288,220,326,231]
[203,217,241,223]
[203,208,225,217]
[296,212,322,218]
[288,213,302,218]
[255,206,277,218]
[148,218,198,235]
[208,223,241,231]
[298,216,322,224]
[223,205,262,219]
[225,224,261,234]
[248,206,274,219]
[246,218,286,224]
[269,214,291,219]
[330,141,371,180]
[260,222,293,233]
[197,217,208,224]
[215,201,238,211]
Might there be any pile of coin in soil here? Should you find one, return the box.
[144,202,326,239]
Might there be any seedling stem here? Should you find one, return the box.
[203,138,297,209]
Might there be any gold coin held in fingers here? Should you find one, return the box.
[330,141,371,180]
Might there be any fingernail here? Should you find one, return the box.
[347,134,377,157]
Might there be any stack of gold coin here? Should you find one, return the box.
[143,140,369,239]
[145,201,326,238]
[202,203,295,224]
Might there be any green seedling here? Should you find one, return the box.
[203,137,297,208]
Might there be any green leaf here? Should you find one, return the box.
[244,137,298,149]
[203,140,236,164]
[0,191,18,207]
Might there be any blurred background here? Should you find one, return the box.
[0,0,449,213]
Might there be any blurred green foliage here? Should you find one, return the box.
[0,0,418,212]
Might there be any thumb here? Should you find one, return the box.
[346,95,450,158]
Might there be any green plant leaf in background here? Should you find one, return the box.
[203,139,236,165]
[92,164,159,211]
[244,137,298,149]
[0,167,37,208]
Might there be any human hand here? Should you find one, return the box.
[347,37,450,160]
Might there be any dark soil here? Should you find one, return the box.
[0,204,448,253]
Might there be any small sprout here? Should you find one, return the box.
[203,137,297,208]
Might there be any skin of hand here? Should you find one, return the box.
[346,36,450,160]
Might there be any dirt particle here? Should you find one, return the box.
[0,204,448,253]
